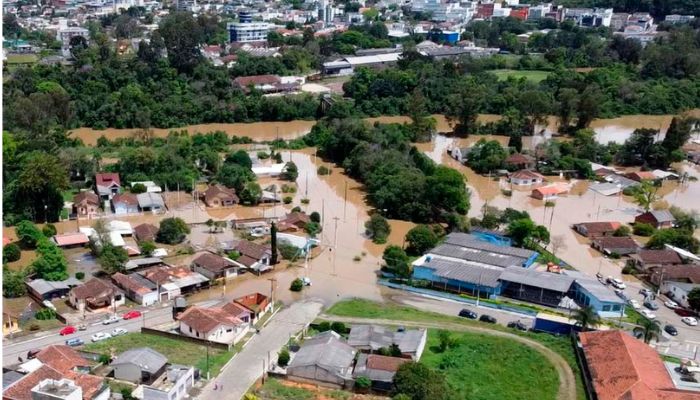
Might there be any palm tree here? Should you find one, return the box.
[572,306,600,331]
[639,318,661,344]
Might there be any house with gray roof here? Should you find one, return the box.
[287,331,356,389]
[26,278,81,301]
[353,354,409,392]
[499,266,575,307]
[635,210,675,229]
[347,325,427,360]
[110,348,168,384]
[136,193,165,213]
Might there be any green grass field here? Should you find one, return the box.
[5,54,38,64]
[422,329,559,400]
[491,69,551,83]
[326,299,586,400]
[84,333,234,376]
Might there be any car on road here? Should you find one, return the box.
[507,321,528,331]
[91,332,112,342]
[610,278,626,290]
[615,289,628,301]
[122,310,142,320]
[644,300,660,310]
[664,325,679,336]
[479,315,497,324]
[640,309,656,319]
[65,338,84,347]
[112,328,128,336]
[59,326,77,336]
[675,308,695,317]
[682,317,698,326]
[628,299,641,309]
[102,315,120,325]
[458,309,477,319]
[664,300,679,309]
[639,288,653,297]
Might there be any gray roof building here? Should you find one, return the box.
[287,331,356,388]
[498,266,575,293]
[26,278,81,300]
[444,233,537,260]
[111,347,168,383]
[136,192,165,211]
[422,257,503,288]
[347,325,427,360]
[430,243,526,269]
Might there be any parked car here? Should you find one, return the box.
[639,288,653,297]
[610,278,626,290]
[78,324,87,331]
[65,338,84,347]
[507,320,528,331]
[59,326,77,336]
[640,309,656,319]
[644,301,660,310]
[675,308,695,317]
[664,300,679,309]
[615,290,628,301]
[458,309,477,319]
[112,328,128,336]
[479,315,497,324]
[628,299,641,309]
[682,317,698,326]
[102,315,120,325]
[664,325,679,336]
[122,310,142,320]
[91,332,112,342]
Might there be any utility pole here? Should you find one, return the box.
[267,277,277,311]
[321,199,325,229]
[305,171,309,199]
[343,181,348,222]
[332,217,340,276]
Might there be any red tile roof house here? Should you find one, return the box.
[234,292,272,323]
[52,232,90,248]
[190,251,241,280]
[635,210,676,229]
[573,222,622,238]
[531,186,564,201]
[591,236,639,256]
[649,265,700,286]
[504,153,535,170]
[578,330,699,400]
[133,223,159,243]
[625,171,658,182]
[111,192,139,215]
[201,184,239,208]
[68,278,125,312]
[353,354,410,392]
[177,305,249,345]
[72,191,100,218]
[630,249,683,272]
[94,172,121,200]
[233,240,275,274]
[278,212,311,232]
[233,74,282,93]
[3,345,109,400]
[509,170,545,186]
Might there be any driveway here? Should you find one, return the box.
[197,299,323,400]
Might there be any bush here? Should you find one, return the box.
[405,225,439,255]
[277,349,290,367]
[3,243,21,263]
[609,252,621,259]
[75,272,85,280]
[257,151,270,159]
[131,183,147,193]
[633,223,655,236]
[317,321,331,332]
[353,255,361,262]
[355,376,371,390]
[365,214,391,244]
[29,324,40,331]
[290,278,303,292]
[157,218,190,244]
[16,220,44,249]
[98,354,111,364]
[613,226,632,237]
[330,321,347,334]
[300,198,310,205]
[291,206,302,213]
[310,211,321,223]
[227,250,240,260]
[139,241,156,256]
[35,308,57,320]
[281,184,296,193]
[283,196,292,204]
[41,224,57,237]
[279,243,299,261]
[317,165,331,175]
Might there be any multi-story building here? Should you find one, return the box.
[665,14,695,24]
[228,10,270,43]
[317,0,334,26]
[411,0,474,22]
[55,19,88,51]
[562,7,613,27]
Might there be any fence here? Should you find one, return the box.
[377,279,539,317]
[140,327,231,351]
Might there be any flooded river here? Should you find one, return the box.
[69,110,700,146]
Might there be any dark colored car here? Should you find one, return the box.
[479,314,497,324]
[507,321,528,331]
[664,324,679,336]
[675,308,695,317]
[458,309,477,319]
[27,349,41,359]
[65,338,85,347]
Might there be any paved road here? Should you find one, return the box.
[2,307,173,366]
[198,299,323,400]
[319,314,577,400]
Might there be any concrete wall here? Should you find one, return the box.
[287,365,345,388]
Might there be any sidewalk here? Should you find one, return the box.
[197,299,323,400]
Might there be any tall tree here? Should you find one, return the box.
[446,82,484,136]
[518,90,552,135]
[407,89,436,143]
[633,181,659,212]
[270,222,278,265]
[15,152,69,222]
[556,88,579,131]
[638,318,661,344]
[157,12,203,73]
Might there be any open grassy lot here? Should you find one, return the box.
[422,329,558,400]
[326,299,586,400]
[84,333,234,376]
[5,54,38,64]
[491,69,551,83]
[252,378,385,400]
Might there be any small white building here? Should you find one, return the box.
[252,163,285,177]
[662,281,700,309]
[142,365,194,400]
[178,306,249,345]
[509,170,545,186]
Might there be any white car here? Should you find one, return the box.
[629,299,641,309]
[682,317,698,326]
[640,309,656,319]
[102,315,120,325]
[91,332,112,342]
[611,278,626,290]
[664,300,679,309]
[111,328,128,336]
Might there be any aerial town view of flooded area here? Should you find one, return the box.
[4,2,700,400]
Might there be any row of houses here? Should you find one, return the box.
[285,325,427,391]
[412,232,626,317]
